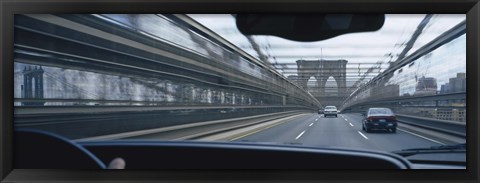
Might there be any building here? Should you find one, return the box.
[448,73,466,93]
[440,83,449,94]
[414,76,437,96]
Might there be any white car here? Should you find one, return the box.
[323,106,338,117]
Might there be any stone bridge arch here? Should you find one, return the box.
[296,59,348,96]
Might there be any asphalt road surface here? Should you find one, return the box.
[233,113,445,152]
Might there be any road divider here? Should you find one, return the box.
[295,131,306,140]
[357,131,369,140]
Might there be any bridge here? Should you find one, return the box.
[13,14,466,152]
[294,59,348,107]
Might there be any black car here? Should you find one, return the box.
[362,108,397,133]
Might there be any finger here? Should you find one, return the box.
[107,157,126,169]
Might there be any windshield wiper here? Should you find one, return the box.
[391,143,466,157]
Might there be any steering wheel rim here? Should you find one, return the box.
[15,128,106,169]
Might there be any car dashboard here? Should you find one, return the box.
[15,128,466,170]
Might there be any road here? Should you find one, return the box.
[232,113,445,152]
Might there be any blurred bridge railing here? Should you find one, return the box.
[13,14,321,138]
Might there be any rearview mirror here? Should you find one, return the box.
[236,14,385,42]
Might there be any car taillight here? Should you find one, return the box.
[367,116,374,122]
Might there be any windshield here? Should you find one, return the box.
[368,108,393,115]
[13,14,466,168]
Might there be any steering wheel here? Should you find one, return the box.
[15,128,106,169]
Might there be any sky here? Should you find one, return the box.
[189,14,466,88]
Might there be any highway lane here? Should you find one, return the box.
[233,113,446,152]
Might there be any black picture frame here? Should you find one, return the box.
[1,0,479,182]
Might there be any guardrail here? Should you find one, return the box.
[15,105,312,139]
[75,110,308,141]
[396,114,466,138]
[341,92,466,111]
[14,105,312,115]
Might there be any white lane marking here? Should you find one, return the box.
[315,118,318,121]
[309,123,313,127]
[295,131,306,140]
[398,128,446,145]
[349,123,354,127]
[345,118,348,121]
[357,131,369,140]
